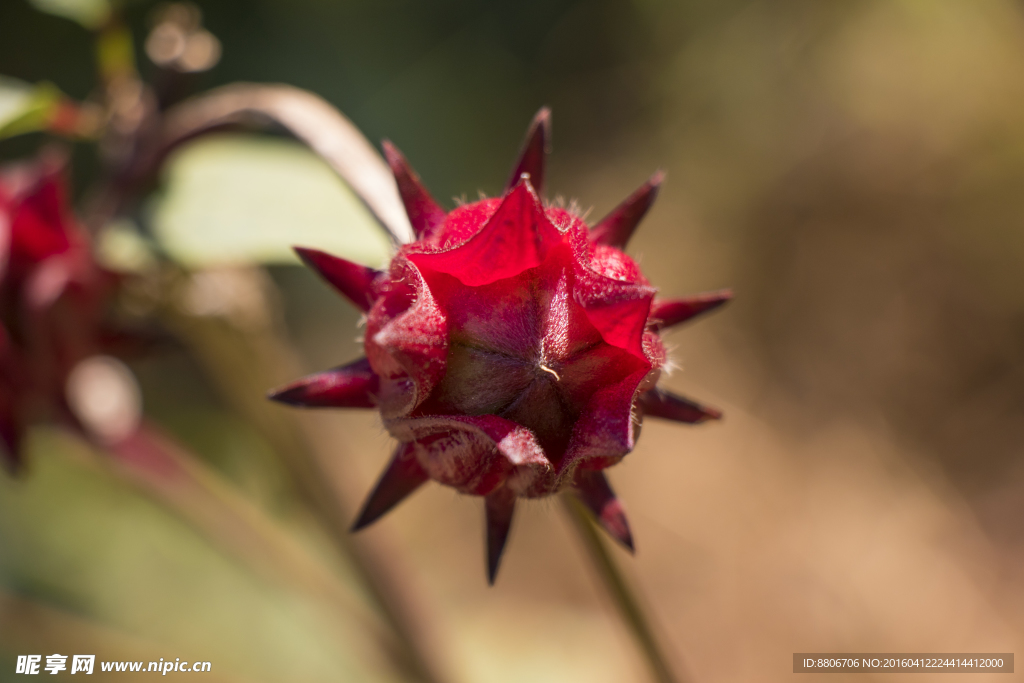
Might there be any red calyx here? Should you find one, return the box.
[270,110,730,583]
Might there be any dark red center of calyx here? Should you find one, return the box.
[410,205,648,462]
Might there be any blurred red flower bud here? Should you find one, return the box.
[0,151,124,471]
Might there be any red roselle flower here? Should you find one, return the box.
[271,109,730,582]
[0,152,125,472]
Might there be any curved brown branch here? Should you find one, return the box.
[146,83,414,245]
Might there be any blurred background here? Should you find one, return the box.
[2,0,1024,681]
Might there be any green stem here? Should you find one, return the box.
[95,16,138,85]
[562,493,688,683]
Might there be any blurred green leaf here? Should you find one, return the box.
[0,428,401,683]
[0,76,62,140]
[96,219,158,273]
[151,134,393,270]
[0,590,253,683]
[28,0,110,28]
[100,422,389,649]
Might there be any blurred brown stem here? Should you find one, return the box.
[160,267,444,683]
[563,493,688,683]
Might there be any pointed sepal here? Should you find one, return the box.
[365,256,450,420]
[485,486,516,585]
[352,443,428,531]
[382,141,446,240]
[268,357,379,408]
[589,172,664,249]
[294,247,380,312]
[505,107,551,195]
[639,387,722,424]
[408,177,561,287]
[649,289,732,331]
[574,469,634,552]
